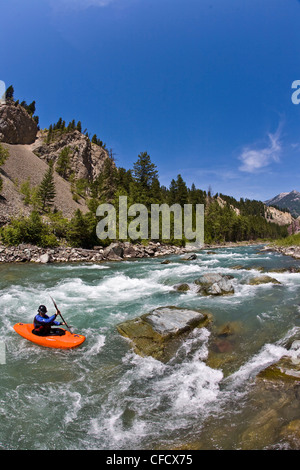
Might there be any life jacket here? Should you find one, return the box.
[33,314,52,334]
[33,314,65,337]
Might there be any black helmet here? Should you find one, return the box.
[38,305,47,314]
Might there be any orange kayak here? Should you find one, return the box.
[13,323,86,349]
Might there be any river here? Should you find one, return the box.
[0,244,300,450]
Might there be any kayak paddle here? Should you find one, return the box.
[50,296,72,333]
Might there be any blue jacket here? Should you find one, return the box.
[34,314,61,328]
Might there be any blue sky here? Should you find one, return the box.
[1,0,300,201]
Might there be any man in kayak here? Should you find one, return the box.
[33,305,66,336]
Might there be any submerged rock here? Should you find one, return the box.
[247,275,281,285]
[181,253,197,260]
[174,283,190,292]
[238,342,300,449]
[269,266,300,273]
[117,306,212,362]
[279,420,300,449]
[206,321,244,374]
[257,356,300,383]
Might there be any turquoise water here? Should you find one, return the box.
[0,245,300,450]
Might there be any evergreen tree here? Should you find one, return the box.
[27,101,36,116]
[33,115,39,128]
[101,156,117,202]
[133,152,158,193]
[66,210,97,248]
[168,179,177,205]
[56,117,63,130]
[6,85,14,101]
[47,124,53,144]
[56,146,71,179]
[92,134,98,145]
[175,174,188,205]
[116,167,133,194]
[37,161,56,211]
[167,174,188,205]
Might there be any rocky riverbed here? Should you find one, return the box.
[260,244,300,260]
[0,239,266,264]
[0,241,189,263]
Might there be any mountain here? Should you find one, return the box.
[265,190,300,218]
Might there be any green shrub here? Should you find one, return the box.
[273,233,300,247]
[0,211,58,247]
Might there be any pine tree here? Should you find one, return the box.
[47,124,53,144]
[37,161,56,211]
[56,147,71,179]
[6,85,14,101]
[27,101,36,116]
[175,174,188,205]
[101,156,117,202]
[133,152,158,191]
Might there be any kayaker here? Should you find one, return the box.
[33,305,66,336]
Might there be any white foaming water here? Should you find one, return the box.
[81,331,106,360]
[53,273,170,305]
[224,342,290,390]
[149,263,203,280]
[53,263,110,271]
[88,328,223,448]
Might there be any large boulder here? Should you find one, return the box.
[194,273,235,295]
[0,102,38,144]
[103,242,124,260]
[123,242,139,258]
[117,306,212,362]
[39,253,51,264]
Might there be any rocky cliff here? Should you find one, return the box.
[0,102,38,144]
[30,128,111,181]
[264,205,294,227]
